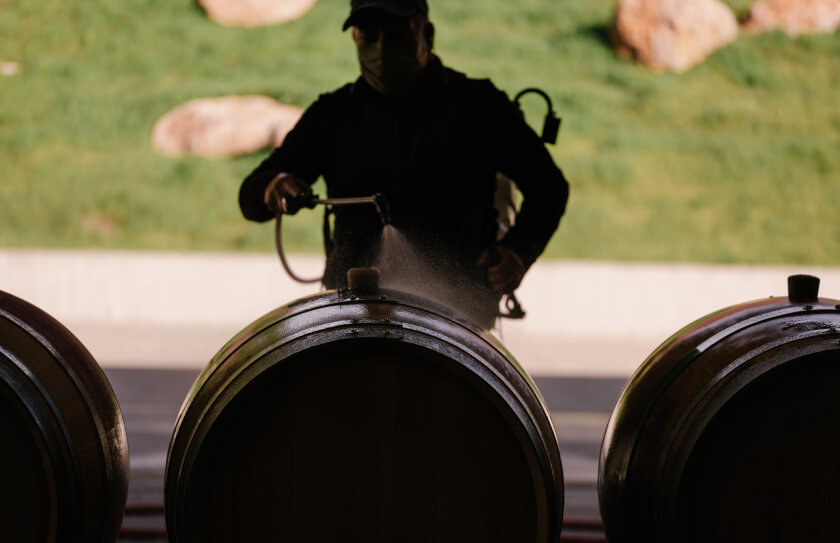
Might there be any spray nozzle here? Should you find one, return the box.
[372,193,391,226]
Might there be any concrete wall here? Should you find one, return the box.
[2,249,838,376]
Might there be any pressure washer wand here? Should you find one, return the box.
[274,192,391,285]
[313,194,391,226]
[286,192,391,225]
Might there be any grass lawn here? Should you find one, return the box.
[1,0,838,265]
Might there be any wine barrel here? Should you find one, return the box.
[165,270,564,542]
[0,290,129,543]
[599,275,840,542]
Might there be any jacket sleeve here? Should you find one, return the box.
[485,84,570,269]
[238,95,331,223]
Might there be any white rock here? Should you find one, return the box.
[742,0,840,36]
[199,0,318,27]
[0,61,22,76]
[612,0,739,72]
[151,95,303,158]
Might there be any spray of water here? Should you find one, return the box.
[375,225,495,328]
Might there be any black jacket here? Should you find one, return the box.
[240,56,569,323]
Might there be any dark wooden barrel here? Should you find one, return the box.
[165,279,564,542]
[0,290,129,543]
[599,275,840,542]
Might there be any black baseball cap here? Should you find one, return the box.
[342,0,429,30]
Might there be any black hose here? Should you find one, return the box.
[273,193,389,285]
[274,213,323,284]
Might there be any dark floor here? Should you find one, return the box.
[107,368,625,542]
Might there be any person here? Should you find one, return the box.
[239,0,570,329]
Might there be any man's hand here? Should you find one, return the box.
[477,245,526,294]
[264,172,310,215]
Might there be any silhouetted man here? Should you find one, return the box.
[239,0,569,328]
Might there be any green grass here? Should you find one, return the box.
[1,0,838,264]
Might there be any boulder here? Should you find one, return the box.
[152,96,303,158]
[0,60,21,76]
[741,0,840,36]
[612,0,739,72]
[198,0,318,27]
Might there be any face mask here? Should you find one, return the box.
[357,38,425,96]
